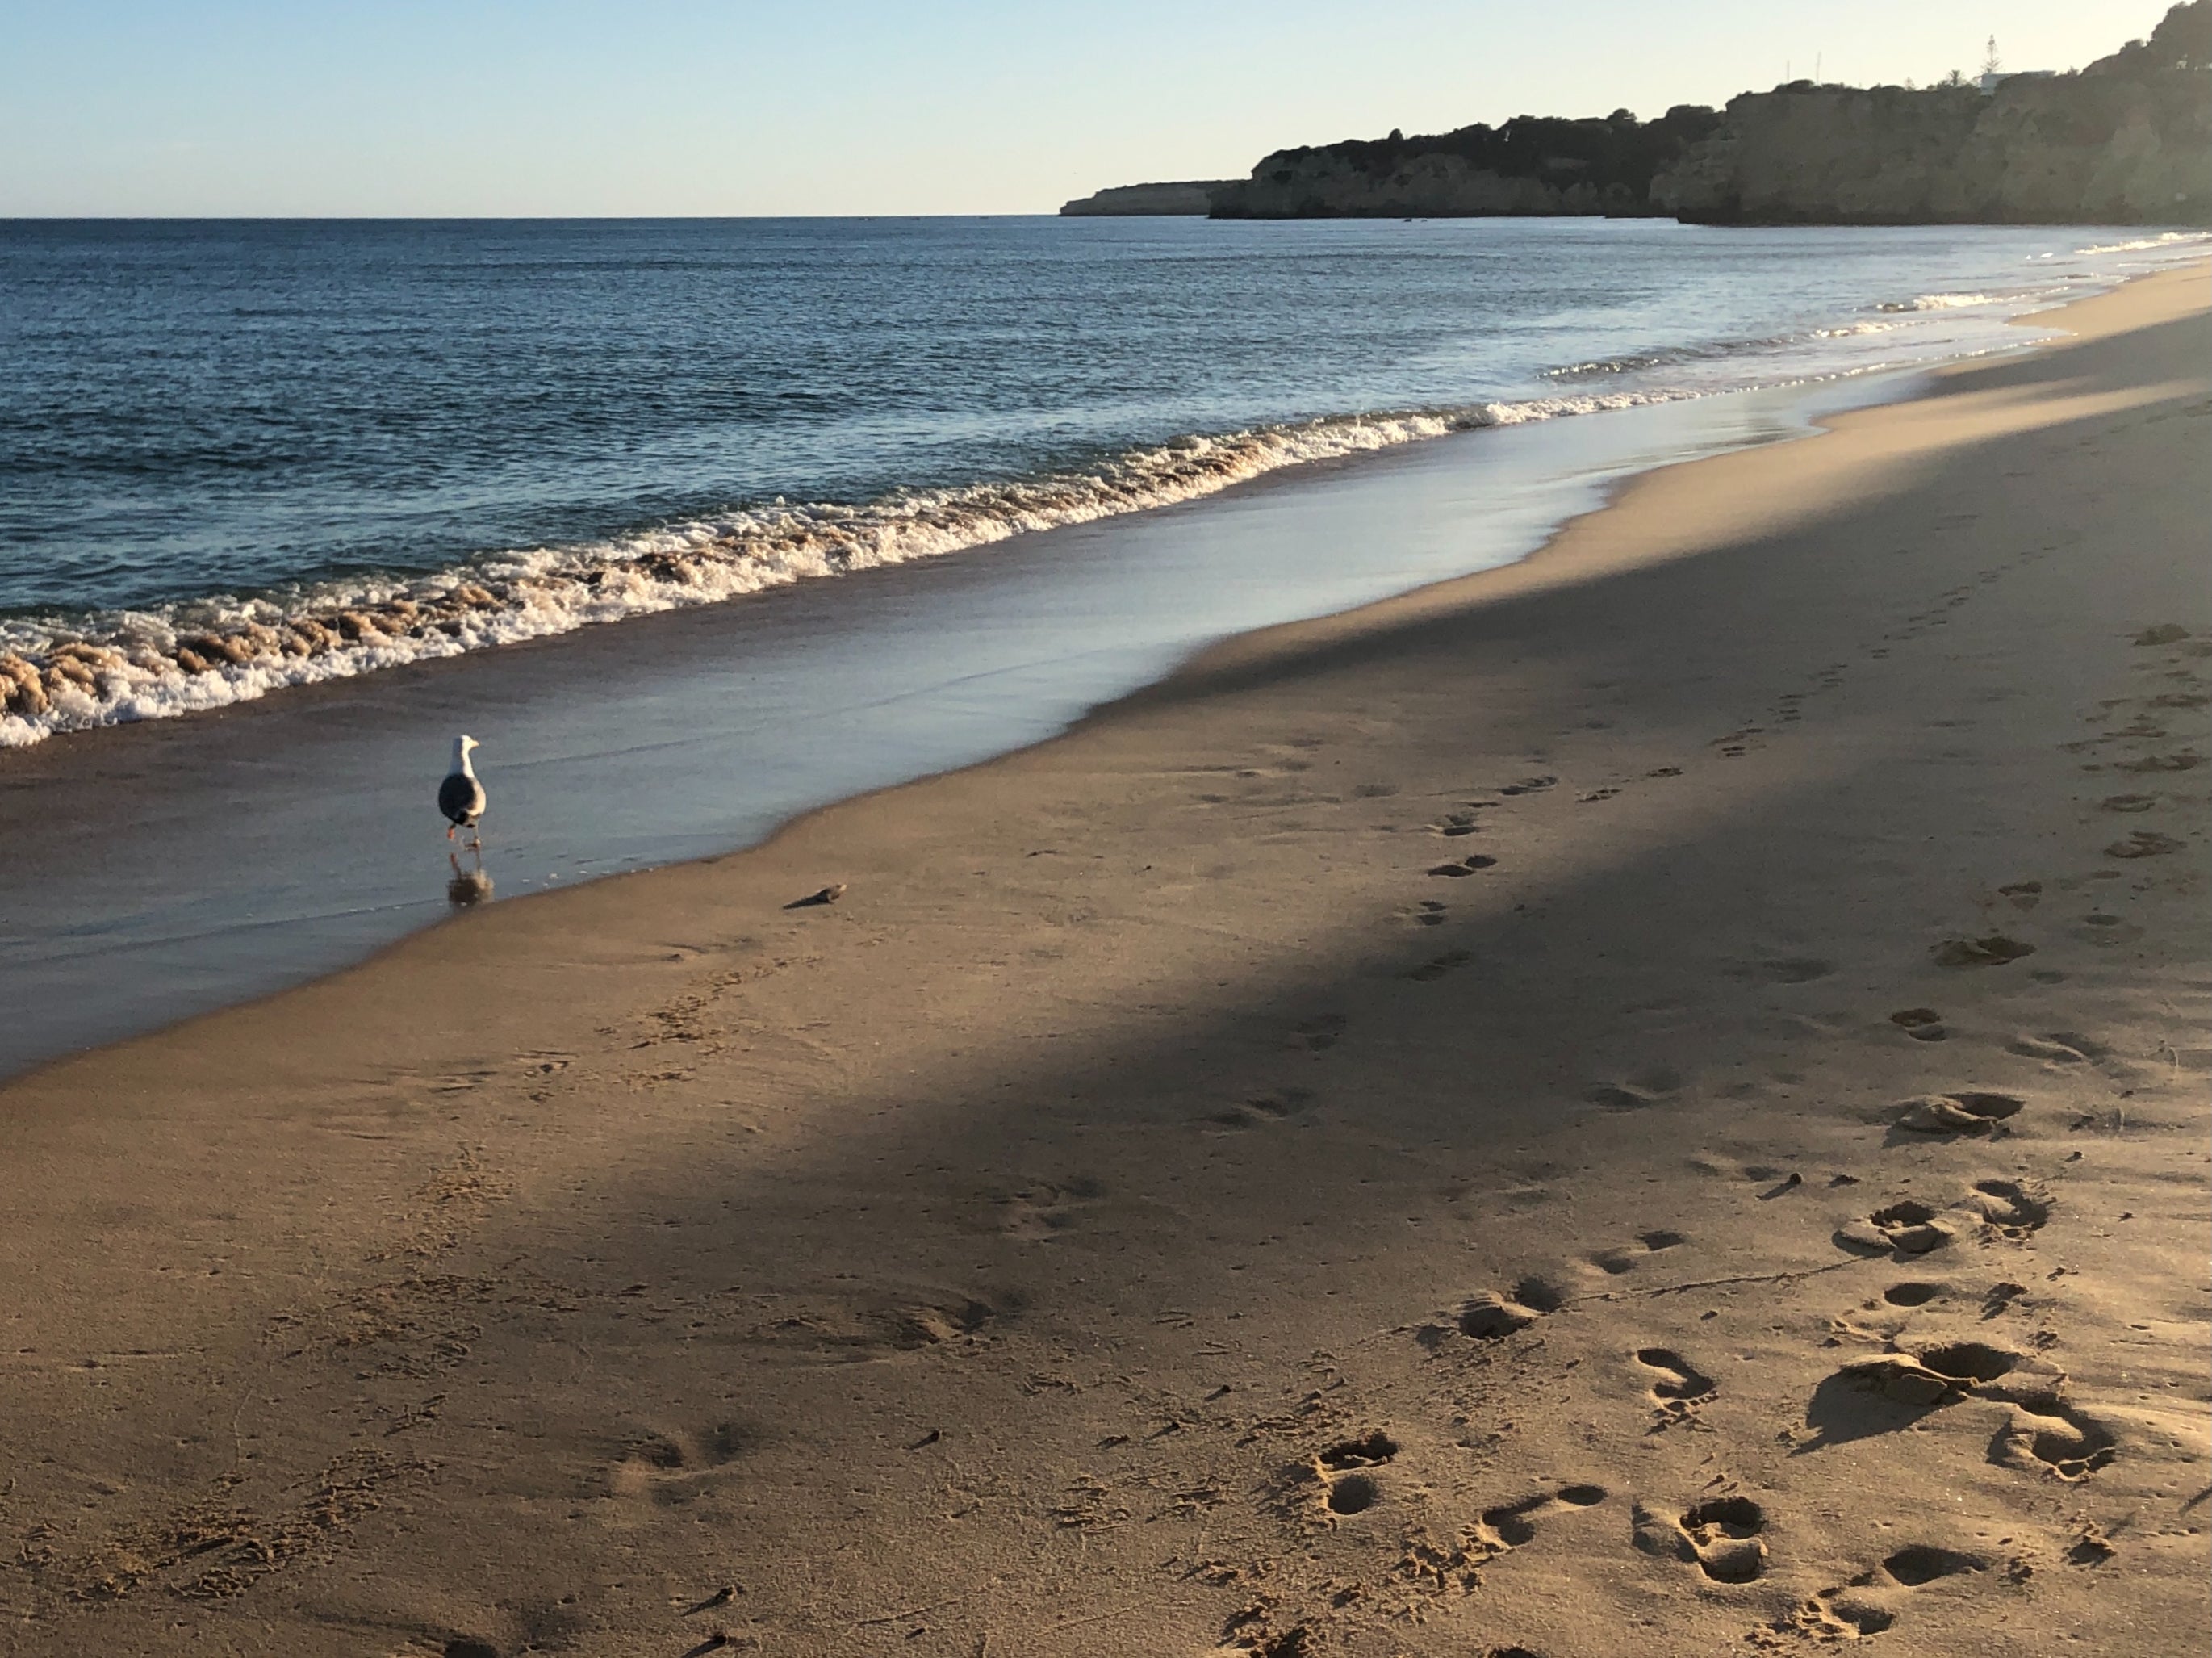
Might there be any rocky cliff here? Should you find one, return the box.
[1060,181,1237,216]
[1209,108,1721,219]
[1084,2,2210,226]
[1654,6,2212,224]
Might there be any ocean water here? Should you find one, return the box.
[0,217,2204,747]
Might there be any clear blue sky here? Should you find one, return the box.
[0,1,2181,216]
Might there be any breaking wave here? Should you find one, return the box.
[1,393,1672,747]
[1876,291,2009,312]
[2066,231,2212,257]
[1545,318,1905,381]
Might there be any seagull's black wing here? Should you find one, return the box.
[438,772,486,827]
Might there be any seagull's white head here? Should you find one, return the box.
[454,734,479,754]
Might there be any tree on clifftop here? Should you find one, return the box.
[2150,0,2212,66]
[2093,0,2212,74]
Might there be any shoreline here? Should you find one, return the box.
[2,266,2206,1656]
[10,224,2205,760]
[0,358,1928,1082]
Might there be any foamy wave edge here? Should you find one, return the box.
[2068,232,2212,257]
[1877,291,2009,312]
[0,394,1665,747]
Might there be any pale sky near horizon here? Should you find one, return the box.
[0,1,2183,216]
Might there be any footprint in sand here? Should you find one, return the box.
[2105,829,2185,859]
[2113,750,2204,772]
[1412,900,1449,927]
[1773,1546,1988,1639]
[1960,1178,2051,1236]
[1305,1430,1399,1518]
[1210,1088,1315,1131]
[1834,1200,1955,1258]
[999,1177,1106,1239]
[1889,1007,1947,1042]
[1990,1403,2118,1480]
[1585,1069,1684,1112]
[1405,949,1473,982]
[1881,1545,1989,1586]
[1931,935,2036,968]
[1497,775,1558,797]
[1802,1338,2059,1448]
[2075,910,2144,948]
[2008,1030,2109,1065]
[613,1420,759,1505]
[1637,1347,1716,1401]
[1865,1276,2020,1322]
[1456,1276,1567,1340]
[1474,1484,1608,1553]
[893,1299,1000,1347]
[1431,813,1484,838]
[1428,854,1499,877]
[1633,1495,1768,1583]
[2101,793,2161,812]
[1636,1347,1717,1429]
[1889,1091,2024,1138]
[1880,1280,1946,1308]
[1586,1229,1686,1276]
[1777,1589,1896,1639]
[1292,1015,1345,1052]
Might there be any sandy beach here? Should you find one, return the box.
[2,265,2206,1657]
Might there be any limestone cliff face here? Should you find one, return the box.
[1210,109,1722,219]
[1214,153,1642,218]
[1060,182,1237,216]
[1098,2,2209,226]
[1654,70,2211,225]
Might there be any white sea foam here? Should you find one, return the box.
[2,392,1686,748]
[1809,320,1905,339]
[2068,232,2212,257]
[1876,291,2008,312]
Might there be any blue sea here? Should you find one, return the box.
[0,216,2204,746]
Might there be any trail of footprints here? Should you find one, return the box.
[1219,1147,2101,1651]
[1424,630,2190,1644]
[1210,624,2196,1652]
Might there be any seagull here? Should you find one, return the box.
[439,735,486,848]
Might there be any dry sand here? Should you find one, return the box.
[2,268,2206,1658]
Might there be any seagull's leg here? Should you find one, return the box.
[447,823,456,841]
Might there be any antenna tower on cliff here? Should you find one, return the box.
[1983,36,2001,78]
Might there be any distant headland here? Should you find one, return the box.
[1059,180,1241,216]
[1060,0,2211,225]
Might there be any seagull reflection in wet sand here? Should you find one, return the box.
[447,852,493,907]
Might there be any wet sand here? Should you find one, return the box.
[2,266,2206,1657]
[0,374,1888,1081]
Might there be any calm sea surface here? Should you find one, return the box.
[2,217,2203,746]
